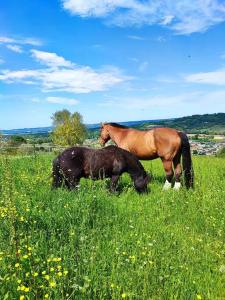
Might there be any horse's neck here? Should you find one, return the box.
[108,127,128,146]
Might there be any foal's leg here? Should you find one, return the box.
[109,175,120,192]
[173,152,182,190]
[162,159,174,190]
[52,159,63,189]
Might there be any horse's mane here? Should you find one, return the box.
[106,122,128,129]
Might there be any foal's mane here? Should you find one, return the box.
[105,122,128,129]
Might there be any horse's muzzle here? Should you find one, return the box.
[99,138,105,147]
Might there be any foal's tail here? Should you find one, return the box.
[52,157,63,189]
[179,132,194,189]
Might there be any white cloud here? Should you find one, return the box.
[98,89,225,110]
[185,69,225,85]
[46,97,79,105]
[160,15,174,25]
[99,94,186,109]
[31,49,73,68]
[157,36,167,42]
[138,61,149,72]
[155,75,178,83]
[127,35,146,40]
[0,36,42,46]
[0,50,129,93]
[62,0,225,34]
[31,98,41,103]
[6,44,23,53]
[0,37,15,43]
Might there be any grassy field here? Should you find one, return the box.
[0,154,224,300]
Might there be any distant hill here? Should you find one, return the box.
[1,119,165,136]
[1,113,225,136]
[155,113,225,134]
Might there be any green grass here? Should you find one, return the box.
[0,154,224,300]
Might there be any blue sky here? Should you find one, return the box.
[1,0,225,129]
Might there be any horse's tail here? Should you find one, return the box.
[52,157,63,189]
[179,132,194,189]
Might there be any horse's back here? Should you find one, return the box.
[120,127,181,160]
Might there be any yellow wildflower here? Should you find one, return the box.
[33,272,38,277]
[15,263,20,268]
[25,287,30,292]
[44,275,50,280]
[20,296,25,300]
[44,294,49,299]
[122,293,127,298]
[50,281,56,287]
[196,295,202,300]
[57,272,62,277]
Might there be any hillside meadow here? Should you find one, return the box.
[0,154,224,300]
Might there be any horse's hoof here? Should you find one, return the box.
[163,180,172,190]
[173,182,181,190]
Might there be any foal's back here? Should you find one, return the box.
[90,145,127,178]
[58,146,95,176]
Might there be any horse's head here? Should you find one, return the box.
[99,123,111,146]
[134,172,151,193]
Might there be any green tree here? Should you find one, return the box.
[8,135,27,146]
[0,132,3,147]
[52,110,87,146]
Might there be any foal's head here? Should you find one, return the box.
[99,123,111,146]
[134,172,151,193]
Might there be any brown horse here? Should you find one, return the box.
[99,123,194,189]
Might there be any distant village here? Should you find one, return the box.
[188,134,225,156]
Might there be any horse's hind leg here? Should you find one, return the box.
[173,152,182,190]
[162,159,174,190]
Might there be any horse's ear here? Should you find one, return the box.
[100,122,106,128]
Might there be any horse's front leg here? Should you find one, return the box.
[109,175,120,192]
[162,159,174,190]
